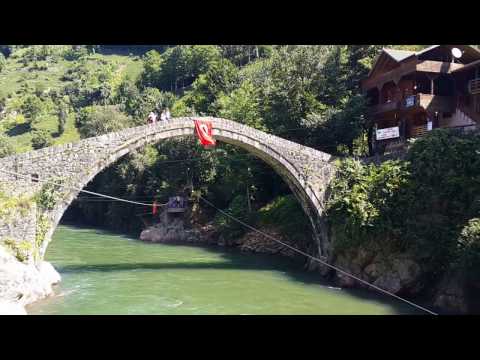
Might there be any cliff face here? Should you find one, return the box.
[0,246,61,314]
[326,245,472,314]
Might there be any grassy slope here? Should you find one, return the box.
[0,48,144,153]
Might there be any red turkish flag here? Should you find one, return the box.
[194,119,216,148]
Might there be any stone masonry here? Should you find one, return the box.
[0,117,336,260]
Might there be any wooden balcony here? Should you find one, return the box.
[401,94,454,113]
[469,78,480,95]
[370,100,399,115]
[410,124,428,137]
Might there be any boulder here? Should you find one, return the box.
[332,248,423,295]
[38,261,61,285]
[0,246,60,313]
[0,301,27,315]
[433,271,469,314]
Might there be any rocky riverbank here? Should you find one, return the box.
[323,244,473,314]
[0,246,61,315]
[140,215,300,259]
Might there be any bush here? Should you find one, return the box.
[457,218,480,281]
[258,195,311,243]
[21,94,44,127]
[326,130,480,276]
[0,53,6,73]
[76,105,133,138]
[0,135,15,158]
[57,107,67,135]
[213,194,253,241]
[31,129,53,149]
[326,158,409,251]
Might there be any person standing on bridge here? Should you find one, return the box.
[147,111,157,125]
[160,109,167,124]
[165,107,171,121]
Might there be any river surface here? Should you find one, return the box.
[27,225,419,315]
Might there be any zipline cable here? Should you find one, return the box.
[0,168,168,208]
[198,195,438,316]
[1,165,437,314]
[0,167,438,314]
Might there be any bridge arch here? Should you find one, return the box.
[0,117,336,262]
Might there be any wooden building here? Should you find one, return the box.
[361,45,480,155]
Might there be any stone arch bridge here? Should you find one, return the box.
[0,117,336,263]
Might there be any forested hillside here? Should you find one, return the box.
[2,45,417,236]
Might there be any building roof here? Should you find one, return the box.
[451,58,480,73]
[383,49,415,62]
[368,45,480,78]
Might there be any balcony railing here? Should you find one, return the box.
[370,94,455,115]
[469,78,480,95]
[370,100,399,114]
[401,94,454,113]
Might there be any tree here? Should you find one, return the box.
[0,53,5,73]
[0,135,15,158]
[217,80,266,131]
[140,45,223,92]
[251,46,332,138]
[76,105,133,138]
[121,87,177,120]
[219,45,272,66]
[58,106,68,136]
[183,58,239,115]
[21,95,44,127]
[301,94,369,155]
[116,77,141,114]
[31,129,53,150]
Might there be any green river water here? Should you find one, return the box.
[27,225,420,315]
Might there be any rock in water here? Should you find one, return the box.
[38,261,61,285]
[0,301,27,315]
[0,246,61,314]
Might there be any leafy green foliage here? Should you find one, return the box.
[183,58,239,115]
[31,129,53,149]
[219,45,272,66]
[21,94,44,127]
[140,46,223,92]
[258,195,311,243]
[213,194,253,241]
[327,158,410,251]
[457,218,480,280]
[57,106,67,135]
[76,105,133,138]
[2,238,32,262]
[0,134,14,158]
[327,130,480,277]
[36,181,63,211]
[217,80,265,131]
[0,53,5,73]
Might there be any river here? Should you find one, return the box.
[27,225,419,315]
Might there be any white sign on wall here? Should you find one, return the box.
[376,126,400,140]
[427,120,433,131]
